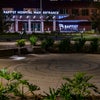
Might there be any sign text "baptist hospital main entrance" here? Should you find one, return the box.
[3,11,59,15]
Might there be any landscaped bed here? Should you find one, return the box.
[0,35,100,57]
[0,68,100,100]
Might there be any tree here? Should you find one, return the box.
[0,8,11,33]
[16,39,26,55]
[91,2,100,33]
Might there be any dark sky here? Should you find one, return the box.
[0,0,40,8]
[0,0,93,9]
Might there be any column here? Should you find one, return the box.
[40,16,44,33]
[41,20,44,33]
[28,19,31,33]
[15,18,18,32]
[53,17,56,31]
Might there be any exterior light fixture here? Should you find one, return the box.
[13,16,15,18]
[40,16,43,19]
[33,16,36,19]
[19,16,22,19]
[53,16,56,19]
[26,16,29,19]
[46,16,49,19]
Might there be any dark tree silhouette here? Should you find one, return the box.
[91,2,100,33]
[0,8,11,33]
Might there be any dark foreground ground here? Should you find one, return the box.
[0,42,100,100]
[0,53,100,94]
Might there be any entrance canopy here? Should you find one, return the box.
[3,10,69,20]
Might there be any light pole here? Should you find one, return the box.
[40,0,44,33]
[40,0,42,13]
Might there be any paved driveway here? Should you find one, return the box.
[0,54,100,94]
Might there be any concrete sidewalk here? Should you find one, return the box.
[0,53,100,94]
[0,41,30,46]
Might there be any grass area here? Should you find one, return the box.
[0,32,100,41]
[71,33,100,41]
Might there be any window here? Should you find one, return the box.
[91,9,97,15]
[81,9,89,16]
[3,8,13,11]
[72,9,79,16]
[59,9,67,14]
[31,23,40,31]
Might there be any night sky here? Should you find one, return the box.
[0,0,94,9]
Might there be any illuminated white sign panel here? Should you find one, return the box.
[33,11,59,14]
[17,11,32,14]
[3,11,16,14]
[3,11,59,15]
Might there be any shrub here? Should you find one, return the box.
[16,39,26,47]
[59,38,71,53]
[16,39,26,55]
[90,38,99,53]
[0,68,99,100]
[41,38,54,51]
[74,38,86,52]
[60,72,100,100]
[0,68,40,100]
[43,88,59,100]
[43,72,100,100]
[58,83,72,100]
[29,35,38,46]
